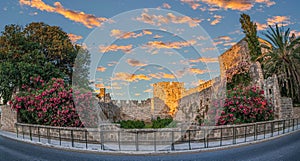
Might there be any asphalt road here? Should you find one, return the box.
[1,131,300,161]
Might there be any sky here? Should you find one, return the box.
[1,0,300,101]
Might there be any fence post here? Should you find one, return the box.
[292,119,295,131]
[16,124,18,138]
[38,127,40,142]
[85,130,88,149]
[29,126,32,141]
[263,123,266,139]
[220,127,223,146]
[244,126,247,142]
[22,125,24,139]
[58,128,61,146]
[254,124,257,141]
[204,128,207,148]
[100,130,104,150]
[171,131,175,151]
[188,130,191,150]
[154,131,156,151]
[71,130,74,147]
[283,120,285,134]
[271,121,274,137]
[277,121,280,135]
[233,126,236,144]
[47,128,50,144]
[135,131,139,151]
[118,130,121,151]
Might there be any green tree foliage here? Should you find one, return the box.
[240,13,262,62]
[0,22,90,103]
[262,24,300,103]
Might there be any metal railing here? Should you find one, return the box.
[15,117,300,152]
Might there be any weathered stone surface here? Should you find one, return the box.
[0,105,18,132]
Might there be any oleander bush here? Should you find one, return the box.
[216,86,274,125]
[10,76,98,127]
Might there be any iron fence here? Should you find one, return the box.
[15,117,300,152]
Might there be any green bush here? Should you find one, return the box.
[119,120,145,129]
[152,117,173,128]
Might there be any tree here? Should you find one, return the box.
[0,22,90,103]
[240,13,262,62]
[262,24,300,103]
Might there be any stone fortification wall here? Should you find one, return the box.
[0,105,18,132]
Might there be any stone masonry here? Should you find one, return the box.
[0,105,18,132]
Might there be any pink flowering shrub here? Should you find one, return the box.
[10,76,98,127]
[216,86,274,125]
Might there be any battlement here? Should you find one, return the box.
[183,80,213,97]
[111,98,151,108]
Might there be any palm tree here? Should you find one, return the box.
[262,24,300,103]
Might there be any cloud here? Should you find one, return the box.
[153,34,163,39]
[67,33,82,43]
[210,14,223,25]
[144,89,152,93]
[136,12,202,27]
[127,59,147,67]
[189,68,207,74]
[110,29,152,39]
[144,40,196,50]
[19,0,108,28]
[148,72,176,79]
[96,66,106,72]
[201,0,275,11]
[255,0,275,7]
[180,0,201,10]
[95,83,111,89]
[99,44,132,53]
[256,16,291,30]
[162,3,171,9]
[189,57,219,63]
[213,36,235,46]
[107,61,118,67]
[112,72,151,82]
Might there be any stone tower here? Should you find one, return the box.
[152,82,185,117]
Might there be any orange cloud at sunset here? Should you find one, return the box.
[19,0,108,28]
[96,66,106,72]
[180,0,201,10]
[99,44,133,53]
[189,68,207,74]
[110,29,152,39]
[201,0,275,11]
[145,40,196,49]
[210,14,223,25]
[112,72,151,82]
[67,33,82,43]
[256,16,291,30]
[149,72,176,79]
[136,12,202,27]
[189,57,218,63]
